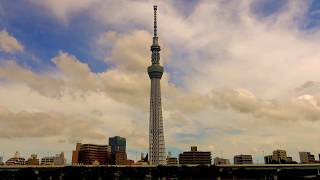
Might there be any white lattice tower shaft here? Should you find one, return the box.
[147,5,166,165]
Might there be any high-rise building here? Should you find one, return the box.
[234,155,253,164]
[179,146,212,165]
[108,136,132,165]
[72,143,111,165]
[214,157,230,165]
[109,136,126,153]
[272,149,288,162]
[148,5,166,165]
[299,152,316,164]
[26,154,39,165]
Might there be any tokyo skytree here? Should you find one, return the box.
[148,5,166,165]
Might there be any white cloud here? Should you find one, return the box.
[209,88,320,121]
[29,0,99,23]
[0,30,24,53]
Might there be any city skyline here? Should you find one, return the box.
[0,0,320,163]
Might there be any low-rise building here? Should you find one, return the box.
[299,152,316,164]
[6,151,25,166]
[167,157,178,165]
[72,143,111,165]
[272,149,288,163]
[41,156,54,165]
[214,157,230,165]
[135,153,149,165]
[265,150,296,164]
[0,156,3,165]
[179,146,211,165]
[287,156,293,163]
[264,155,273,164]
[26,154,39,165]
[72,143,81,165]
[41,152,66,165]
[113,150,127,165]
[234,155,253,164]
[166,152,178,166]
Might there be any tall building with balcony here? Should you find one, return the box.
[234,155,253,164]
[299,152,316,164]
[179,146,212,165]
[72,143,111,165]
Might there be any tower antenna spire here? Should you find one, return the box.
[153,5,157,37]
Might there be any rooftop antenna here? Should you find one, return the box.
[153,5,158,37]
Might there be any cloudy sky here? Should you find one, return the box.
[1,0,320,163]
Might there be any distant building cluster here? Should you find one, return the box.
[1,151,66,166]
[263,150,320,164]
[1,141,320,166]
[71,136,133,165]
[164,147,320,166]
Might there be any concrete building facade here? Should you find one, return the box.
[264,155,273,164]
[272,149,288,162]
[179,146,211,165]
[214,157,230,165]
[41,152,66,165]
[72,143,111,165]
[299,152,316,164]
[26,154,39,165]
[166,157,178,165]
[234,155,253,164]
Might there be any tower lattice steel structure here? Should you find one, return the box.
[148,5,166,165]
